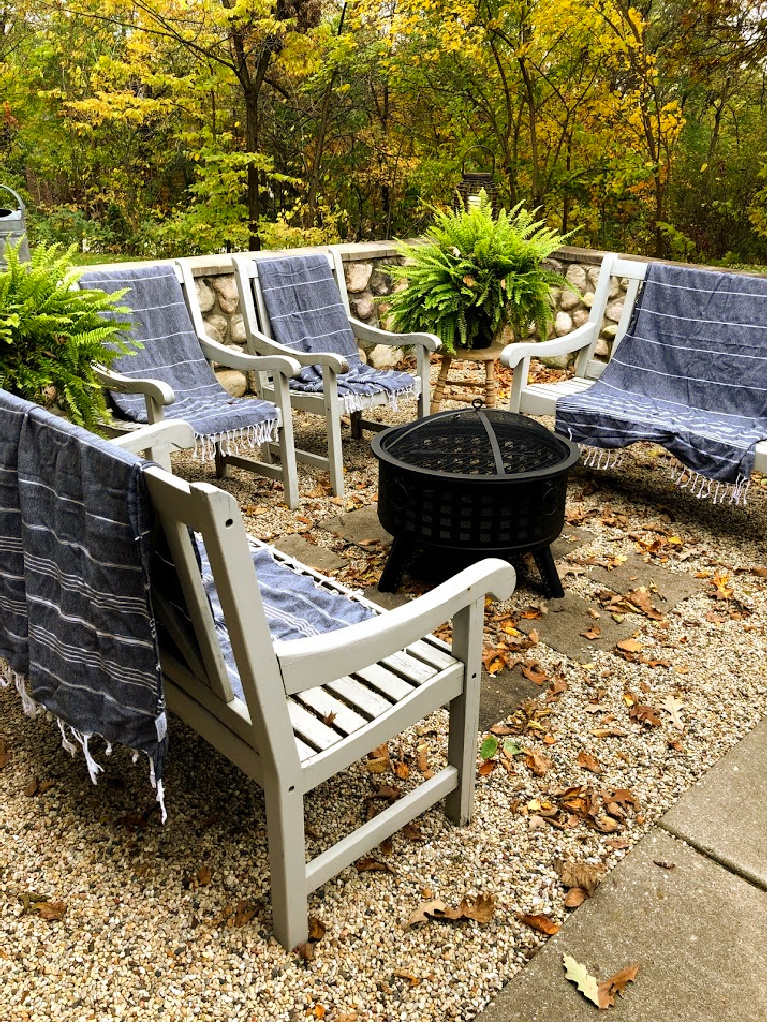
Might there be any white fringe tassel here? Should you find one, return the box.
[193,421,279,462]
[578,444,625,472]
[342,385,416,417]
[672,464,750,505]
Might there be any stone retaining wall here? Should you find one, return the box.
[180,243,624,395]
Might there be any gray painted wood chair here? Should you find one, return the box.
[79,262,302,508]
[230,248,439,497]
[114,422,516,949]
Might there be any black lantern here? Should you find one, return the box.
[455,146,499,217]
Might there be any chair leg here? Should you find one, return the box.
[350,410,364,440]
[263,775,309,950]
[444,599,483,826]
[214,443,231,479]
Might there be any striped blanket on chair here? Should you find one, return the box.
[257,253,418,414]
[0,392,167,816]
[555,263,767,503]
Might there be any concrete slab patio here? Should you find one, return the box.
[475,717,767,1022]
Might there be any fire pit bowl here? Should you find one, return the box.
[372,403,580,595]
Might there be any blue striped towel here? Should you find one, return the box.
[257,254,417,413]
[79,264,278,454]
[556,263,767,501]
[0,391,167,813]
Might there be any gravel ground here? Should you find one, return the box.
[2,360,767,1021]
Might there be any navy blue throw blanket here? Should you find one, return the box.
[257,254,417,413]
[0,393,167,815]
[556,263,767,502]
[79,265,278,456]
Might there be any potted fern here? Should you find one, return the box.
[0,239,136,430]
[384,194,569,355]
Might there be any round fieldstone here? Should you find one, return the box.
[230,313,246,344]
[572,308,590,328]
[565,264,587,290]
[555,310,573,336]
[366,344,401,370]
[586,266,601,289]
[559,288,582,312]
[345,262,373,293]
[203,313,228,344]
[370,269,394,296]
[605,299,624,323]
[196,280,216,314]
[351,297,375,321]
[595,337,610,358]
[215,369,247,398]
[211,275,239,314]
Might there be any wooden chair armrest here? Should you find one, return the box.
[111,420,196,455]
[198,336,301,378]
[350,318,441,353]
[94,365,175,406]
[247,330,349,374]
[275,558,516,694]
[500,323,597,369]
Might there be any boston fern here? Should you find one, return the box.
[385,195,569,354]
[0,239,136,430]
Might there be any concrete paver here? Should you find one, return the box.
[476,829,767,1022]
[661,717,767,890]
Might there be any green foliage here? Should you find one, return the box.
[0,238,136,430]
[384,194,569,354]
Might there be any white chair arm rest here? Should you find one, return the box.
[94,365,175,406]
[199,336,301,378]
[500,323,597,368]
[275,558,516,693]
[111,420,196,455]
[248,330,349,374]
[350,318,441,353]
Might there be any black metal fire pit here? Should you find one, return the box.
[372,403,580,595]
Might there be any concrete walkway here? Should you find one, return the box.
[475,717,767,1021]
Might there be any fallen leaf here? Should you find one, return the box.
[402,822,425,842]
[616,638,643,654]
[393,760,410,780]
[557,862,604,896]
[197,864,213,886]
[34,902,67,921]
[393,969,421,987]
[598,962,641,1008]
[581,626,602,640]
[563,954,600,1007]
[379,837,394,857]
[564,888,587,908]
[480,736,499,760]
[356,857,394,874]
[524,751,553,777]
[518,913,560,935]
[629,704,662,727]
[478,759,496,776]
[577,751,601,774]
[661,695,685,729]
[23,777,40,797]
[653,860,676,870]
[233,899,260,927]
[405,893,495,928]
[522,662,549,685]
[320,711,337,727]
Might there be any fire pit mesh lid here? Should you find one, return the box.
[377,406,576,478]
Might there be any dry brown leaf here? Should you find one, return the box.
[564,887,587,908]
[577,751,601,774]
[366,756,390,774]
[233,899,260,927]
[653,859,676,870]
[518,913,560,935]
[402,822,425,842]
[557,862,604,896]
[616,638,643,653]
[320,710,336,727]
[581,626,602,640]
[522,662,549,685]
[23,777,40,797]
[379,837,394,857]
[598,963,641,1008]
[661,695,685,729]
[356,857,394,874]
[35,901,67,921]
[393,760,410,780]
[405,893,495,929]
[416,744,429,772]
[393,969,421,987]
[629,704,662,727]
[478,759,496,776]
[524,751,553,777]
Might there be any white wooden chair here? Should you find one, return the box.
[112,422,516,950]
[500,252,767,474]
[229,249,440,497]
[79,262,302,508]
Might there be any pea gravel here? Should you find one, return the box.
[2,368,767,1022]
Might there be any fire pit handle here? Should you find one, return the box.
[472,400,507,477]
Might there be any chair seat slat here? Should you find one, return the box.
[296,687,367,736]
[288,699,343,751]
[325,676,392,718]
[406,638,457,671]
[354,663,415,701]
[382,650,438,685]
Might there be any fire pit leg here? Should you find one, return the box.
[531,546,564,599]
[377,537,413,593]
